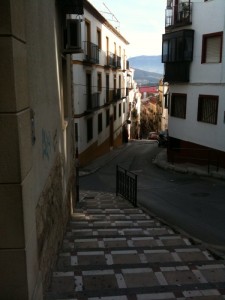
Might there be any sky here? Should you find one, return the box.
[88,0,167,58]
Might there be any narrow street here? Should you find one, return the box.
[80,140,225,253]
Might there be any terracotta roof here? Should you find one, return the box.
[139,86,158,94]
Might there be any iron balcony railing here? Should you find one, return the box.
[83,41,99,64]
[106,51,121,68]
[105,88,126,103]
[86,92,100,111]
[165,1,192,28]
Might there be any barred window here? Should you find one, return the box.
[171,93,187,119]
[197,95,218,124]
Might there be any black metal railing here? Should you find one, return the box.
[165,1,192,28]
[87,92,100,111]
[106,52,121,68]
[116,165,137,207]
[105,88,126,103]
[83,41,99,64]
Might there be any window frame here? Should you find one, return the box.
[201,31,223,64]
[197,94,218,125]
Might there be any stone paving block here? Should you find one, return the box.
[103,237,128,248]
[81,270,118,291]
[131,237,159,248]
[159,236,191,247]
[76,251,106,265]
[199,267,225,282]
[163,269,201,285]
[122,268,160,288]
[144,249,177,263]
[111,250,141,264]
[175,248,212,262]
[51,272,74,293]
[74,238,99,249]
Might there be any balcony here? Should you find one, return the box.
[83,41,99,64]
[86,92,100,111]
[164,62,190,82]
[105,52,121,68]
[105,88,126,104]
[165,1,192,29]
[162,29,194,82]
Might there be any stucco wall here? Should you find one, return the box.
[0,0,76,299]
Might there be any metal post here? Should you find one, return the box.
[75,147,80,203]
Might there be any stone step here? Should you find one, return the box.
[45,192,225,299]
[46,262,225,299]
[61,234,194,252]
[55,246,216,269]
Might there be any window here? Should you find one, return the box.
[97,28,101,49]
[87,118,93,142]
[197,95,218,124]
[202,32,223,63]
[123,102,125,113]
[119,103,121,117]
[75,123,78,142]
[106,74,109,102]
[98,113,102,133]
[106,109,110,127]
[164,93,169,109]
[86,72,92,110]
[162,29,194,63]
[171,93,187,119]
[62,57,68,118]
[97,73,102,92]
[114,105,117,120]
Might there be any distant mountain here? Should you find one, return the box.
[128,55,163,75]
[133,68,163,86]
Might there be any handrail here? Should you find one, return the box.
[116,165,137,207]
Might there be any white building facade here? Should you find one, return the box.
[72,0,130,166]
[163,0,225,167]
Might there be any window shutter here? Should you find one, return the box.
[206,36,221,63]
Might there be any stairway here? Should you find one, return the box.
[45,190,225,300]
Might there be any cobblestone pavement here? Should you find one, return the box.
[45,190,225,300]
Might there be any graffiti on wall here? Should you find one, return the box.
[42,128,58,160]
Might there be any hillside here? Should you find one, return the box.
[133,68,163,85]
[128,55,163,75]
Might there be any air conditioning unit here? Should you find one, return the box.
[64,19,82,53]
